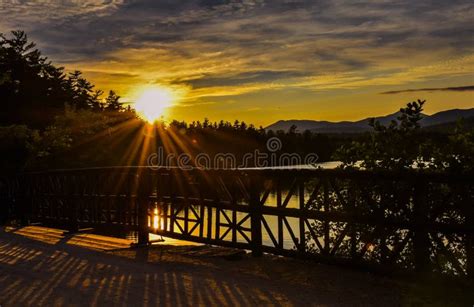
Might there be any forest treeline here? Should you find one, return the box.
[0,31,130,128]
[0,31,349,170]
[0,31,472,172]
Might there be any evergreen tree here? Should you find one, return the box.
[0,31,67,127]
[0,31,117,127]
[104,90,122,111]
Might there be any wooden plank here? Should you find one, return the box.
[184,199,189,235]
[282,178,297,208]
[304,179,322,210]
[220,225,232,241]
[277,179,283,249]
[330,224,349,256]
[304,219,324,252]
[323,178,330,254]
[232,209,237,243]
[199,189,205,238]
[250,178,263,256]
[215,207,221,240]
[207,202,213,240]
[154,230,251,250]
[299,180,305,253]
[261,216,279,248]
[282,216,299,248]
[162,202,168,232]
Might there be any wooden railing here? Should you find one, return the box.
[1,167,473,277]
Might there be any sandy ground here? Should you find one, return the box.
[0,226,467,306]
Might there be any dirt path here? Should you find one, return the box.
[0,226,414,306]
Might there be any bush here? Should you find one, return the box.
[334,99,474,173]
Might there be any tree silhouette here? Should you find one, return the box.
[104,90,122,111]
[0,31,120,127]
[0,31,68,127]
[332,100,474,172]
[67,70,102,110]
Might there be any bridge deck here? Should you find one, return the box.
[2,226,133,250]
[0,226,469,306]
[0,225,397,306]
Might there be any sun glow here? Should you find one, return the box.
[134,87,175,122]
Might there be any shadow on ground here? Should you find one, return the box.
[0,226,469,306]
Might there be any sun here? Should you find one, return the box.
[134,87,174,122]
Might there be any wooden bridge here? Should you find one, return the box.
[1,167,473,277]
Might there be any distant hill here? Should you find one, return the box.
[265,108,474,133]
[423,116,474,132]
[419,108,474,126]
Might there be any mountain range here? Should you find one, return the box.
[265,108,474,133]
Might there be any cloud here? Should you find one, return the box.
[172,70,307,89]
[380,85,474,95]
[1,0,473,102]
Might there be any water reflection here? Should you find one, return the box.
[147,192,302,249]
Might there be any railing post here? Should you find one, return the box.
[68,200,79,233]
[298,179,306,253]
[249,176,262,256]
[137,170,150,246]
[18,176,30,226]
[413,181,430,273]
[323,177,330,255]
[68,175,78,233]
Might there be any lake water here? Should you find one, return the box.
[145,192,301,249]
[122,161,343,247]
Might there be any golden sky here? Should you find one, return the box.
[1,0,473,126]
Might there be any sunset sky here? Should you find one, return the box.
[1,0,473,126]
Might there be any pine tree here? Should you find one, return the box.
[104,90,122,111]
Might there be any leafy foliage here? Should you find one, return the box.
[429,120,474,172]
[334,99,474,172]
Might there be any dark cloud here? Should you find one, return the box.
[3,0,472,57]
[91,72,140,79]
[199,0,232,7]
[313,50,370,70]
[380,85,474,94]
[173,70,307,88]
[1,0,473,93]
